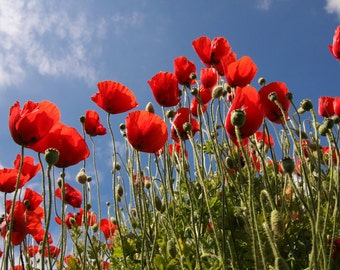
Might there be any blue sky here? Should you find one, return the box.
[0,0,339,244]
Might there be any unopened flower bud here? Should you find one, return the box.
[145,180,151,189]
[270,209,284,236]
[87,176,92,182]
[231,109,246,128]
[44,148,60,166]
[183,122,192,133]
[323,118,334,129]
[300,99,313,112]
[79,115,86,124]
[92,223,99,233]
[286,92,293,101]
[281,157,295,175]
[76,168,87,184]
[210,86,222,100]
[69,217,77,227]
[86,203,92,211]
[119,123,126,130]
[145,102,155,114]
[189,72,197,80]
[166,110,175,119]
[24,199,30,209]
[318,123,329,136]
[106,201,110,207]
[268,92,278,102]
[114,162,121,171]
[190,87,198,96]
[154,196,163,212]
[331,115,340,124]
[258,77,266,86]
[110,217,117,225]
[116,184,123,197]
[131,208,137,217]
[225,156,234,170]
[57,177,63,188]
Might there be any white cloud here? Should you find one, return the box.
[257,0,272,10]
[0,0,108,88]
[325,0,340,18]
[111,11,144,35]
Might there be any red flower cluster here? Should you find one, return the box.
[174,56,196,86]
[171,108,200,142]
[100,218,118,240]
[55,183,82,208]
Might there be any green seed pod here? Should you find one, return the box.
[154,196,162,212]
[318,123,329,136]
[300,99,313,111]
[116,184,123,197]
[166,110,175,119]
[167,238,177,259]
[190,87,198,96]
[76,168,87,184]
[92,223,99,233]
[44,148,60,166]
[231,110,246,128]
[270,209,284,237]
[212,85,223,99]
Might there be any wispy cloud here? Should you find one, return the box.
[111,11,144,36]
[325,0,340,19]
[257,0,272,10]
[0,0,107,88]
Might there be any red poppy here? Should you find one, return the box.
[174,56,196,86]
[23,188,43,211]
[334,97,340,117]
[132,173,151,189]
[171,108,200,142]
[259,82,290,124]
[318,96,335,117]
[197,85,213,104]
[192,36,231,75]
[126,110,168,153]
[0,201,26,245]
[10,266,23,270]
[190,97,208,117]
[329,25,340,61]
[25,245,39,257]
[225,86,264,144]
[9,100,61,146]
[29,122,90,168]
[148,71,181,107]
[33,229,53,245]
[169,143,189,159]
[254,131,274,147]
[84,110,107,136]
[55,183,82,208]
[100,218,118,240]
[55,212,79,229]
[200,68,218,89]
[330,237,340,260]
[225,56,257,88]
[76,208,97,226]
[0,155,41,193]
[220,51,237,76]
[91,80,138,114]
[44,245,61,258]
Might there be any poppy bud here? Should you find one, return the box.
[57,177,63,188]
[154,196,163,212]
[145,102,155,114]
[106,201,110,206]
[183,122,192,133]
[86,203,92,211]
[268,92,278,102]
[270,209,284,236]
[281,157,295,175]
[87,176,92,182]
[119,123,126,130]
[92,223,99,233]
[131,208,137,217]
[286,92,293,101]
[318,123,329,136]
[190,87,198,96]
[110,217,117,225]
[300,99,313,112]
[323,118,334,129]
[258,77,266,86]
[166,110,175,119]
[225,156,234,170]
[79,115,86,124]
[76,168,87,184]
[69,217,77,227]
[189,72,197,80]
[24,199,30,209]
[114,162,121,171]
[331,115,340,124]
[116,184,123,197]
[212,85,223,99]
[44,148,60,166]
[231,109,246,128]
[167,238,177,259]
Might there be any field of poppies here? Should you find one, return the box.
[0,26,340,269]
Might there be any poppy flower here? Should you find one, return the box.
[254,131,274,147]
[29,122,90,168]
[100,218,118,240]
[334,97,340,117]
[174,56,196,86]
[0,155,41,193]
[84,110,107,136]
[0,201,26,245]
[9,100,61,146]
[55,183,82,208]
[192,36,232,75]
[148,71,181,107]
[171,107,200,142]
[44,245,61,258]
[126,110,168,153]
[33,229,53,245]
[91,80,138,114]
[318,96,335,117]
[259,82,290,124]
[329,25,340,61]
[200,68,218,89]
[225,86,264,144]
[25,245,39,257]
[225,56,257,88]
[197,85,213,104]
[23,188,43,211]
[190,97,208,117]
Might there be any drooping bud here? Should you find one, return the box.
[116,184,123,197]
[286,92,293,101]
[231,109,246,128]
[119,123,126,130]
[24,199,30,209]
[154,196,163,212]
[189,72,197,80]
[318,123,329,136]
[212,85,223,99]
[268,92,278,102]
[300,99,313,112]
[44,148,60,166]
[183,122,192,133]
[323,118,334,129]
[92,223,99,233]
[258,77,266,86]
[281,157,295,175]
[79,115,86,124]
[166,110,175,119]
[145,102,155,114]
[190,87,198,96]
[76,168,87,184]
